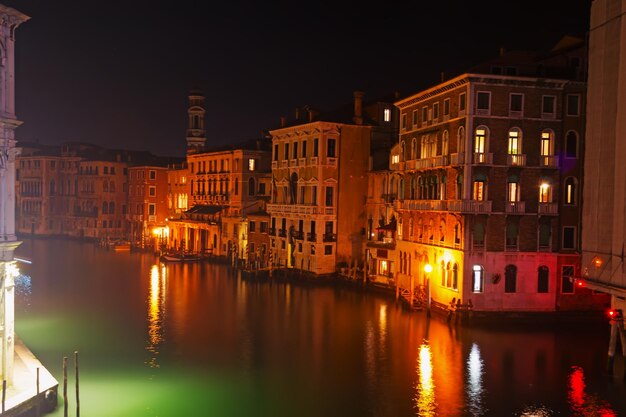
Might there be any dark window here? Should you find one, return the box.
[302,141,307,157]
[459,93,466,112]
[476,92,490,111]
[313,138,319,157]
[565,132,578,158]
[563,227,576,249]
[567,94,580,116]
[510,94,523,112]
[327,138,336,158]
[542,96,555,114]
[324,245,332,255]
[273,144,279,161]
[325,186,333,206]
[284,143,290,160]
[538,266,549,293]
[293,142,298,159]
[562,265,575,293]
[504,264,517,293]
[249,221,256,232]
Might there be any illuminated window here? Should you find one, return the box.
[442,131,449,156]
[380,260,389,275]
[508,129,520,155]
[472,265,484,293]
[540,130,554,165]
[383,108,391,122]
[564,177,577,205]
[248,158,256,171]
[392,154,399,164]
[507,180,519,202]
[472,180,484,201]
[539,182,551,203]
[474,127,486,162]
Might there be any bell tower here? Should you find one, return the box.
[186,88,206,155]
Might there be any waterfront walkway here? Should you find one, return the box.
[2,337,57,417]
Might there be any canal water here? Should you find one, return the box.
[12,237,626,417]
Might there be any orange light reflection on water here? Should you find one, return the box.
[146,263,166,368]
[415,342,436,416]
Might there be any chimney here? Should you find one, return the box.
[353,91,364,125]
[280,116,286,127]
[500,47,506,56]
[440,71,445,82]
[308,108,315,122]
[295,107,300,120]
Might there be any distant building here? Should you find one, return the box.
[267,92,397,275]
[379,37,609,313]
[166,89,272,259]
[128,165,168,248]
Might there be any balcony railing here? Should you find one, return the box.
[450,152,465,165]
[505,201,525,214]
[539,155,559,168]
[538,202,558,215]
[396,199,447,211]
[323,233,336,242]
[506,154,526,166]
[268,227,276,236]
[448,199,492,213]
[278,229,287,237]
[267,204,329,216]
[326,157,337,166]
[293,230,304,240]
[307,232,317,242]
[473,152,493,164]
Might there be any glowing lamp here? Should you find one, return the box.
[424,264,433,273]
[592,256,603,268]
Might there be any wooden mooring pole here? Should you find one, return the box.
[63,356,68,417]
[36,367,40,417]
[2,379,6,414]
[74,351,80,417]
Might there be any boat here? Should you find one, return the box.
[113,241,131,251]
[159,252,202,263]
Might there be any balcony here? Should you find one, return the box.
[267,203,326,216]
[271,161,278,169]
[310,156,318,165]
[505,201,525,214]
[280,160,288,168]
[450,152,465,165]
[298,158,306,166]
[506,154,526,166]
[448,200,492,213]
[268,227,276,236]
[278,229,287,237]
[323,233,337,242]
[538,202,558,215]
[473,152,493,164]
[396,199,447,211]
[290,159,298,167]
[539,155,559,168]
[367,237,396,249]
[307,232,317,242]
[293,230,304,240]
[414,155,449,170]
[326,157,337,166]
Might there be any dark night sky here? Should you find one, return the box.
[3,0,592,157]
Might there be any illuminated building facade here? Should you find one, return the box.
[380,39,609,312]
[167,161,189,218]
[128,165,169,248]
[581,0,626,312]
[268,93,397,275]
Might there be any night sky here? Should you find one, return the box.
[3,0,592,157]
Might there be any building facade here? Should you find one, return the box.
[128,166,169,249]
[370,39,609,313]
[267,92,397,275]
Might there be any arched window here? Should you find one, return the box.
[539,180,552,203]
[538,265,549,293]
[565,131,578,158]
[400,141,406,161]
[474,126,489,162]
[417,218,423,240]
[50,180,56,195]
[103,181,109,192]
[472,222,484,247]
[505,264,517,293]
[506,221,518,249]
[440,260,446,286]
[472,173,486,201]
[457,126,466,154]
[439,220,446,242]
[507,174,520,202]
[456,174,463,200]
[102,201,108,214]
[507,127,523,165]
[110,181,115,192]
[410,176,417,199]
[109,202,115,214]
[399,178,405,200]
[540,129,555,166]
[452,263,458,290]
[408,218,414,239]
[564,177,578,205]
[442,130,449,156]
[411,138,418,160]
[472,265,484,293]
[440,175,447,200]
[289,173,297,203]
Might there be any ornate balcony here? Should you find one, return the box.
[473,152,493,164]
[505,201,525,214]
[506,154,526,166]
[307,232,317,242]
[395,199,447,211]
[448,200,492,213]
[538,202,558,215]
[278,229,287,237]
[539,155,559,168]
[323,233,337,242]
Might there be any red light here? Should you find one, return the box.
[577,280,584,287]
[609,310,615,317]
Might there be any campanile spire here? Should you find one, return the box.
[186,88,206,155]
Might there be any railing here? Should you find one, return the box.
[448,200,492,213]
[267,204,325,215]
[323,233,336,242]
[326,157,337,166]
[307,232,317,242]
[450,152,465,165]
[538,202,558,215]
[396,199,447,211]
[473,152,493,164]
[506,154,526,166]
[539,155,559,168]
[280,160,288,168]
[310,157,318,165]
[278,229,287,237]
[293,230,304,240]
[268,227,276,236]
[505,201,525,214]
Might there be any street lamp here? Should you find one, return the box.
[424,263,433,317]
